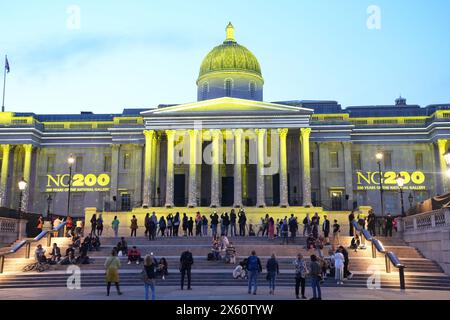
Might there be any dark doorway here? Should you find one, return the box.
[174,174,186,207]
[221,177,234,207]
[272,174,280,206]
[331,191,343,211]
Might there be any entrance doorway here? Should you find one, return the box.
[330,190,343,211]
[221,177,234,207]
[174,174,186,207]
[272,174,280,206]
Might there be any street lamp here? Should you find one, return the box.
[396,173,406,217]
[46,194,53,221]
[444,148,450,166]
[67,154,75,217]
[376,151,385,217]
[18,178,28,217]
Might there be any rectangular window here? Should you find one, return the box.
[383,152,392,170]
[352,152,362,170]
[46,155,55,173]
[415,152,424,170]
[310,151,315,168]
[123,153,131,170]
[330,151,339,168]
[75,156,83,172]
[103,154,112,172]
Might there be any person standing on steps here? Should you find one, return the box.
[180,249,194,290]
[159,216,167,237]
[238,209,247,236]
[334,247,345,285]
[293,253,308,299]
[246,250,262,295]
[230,209,237,237]
[142,254,157,301]
[268,217,275,240]
[167,214,173,237]
[202,215,209,237]
[322,215,330,245]
[144,213,151,238]
[188,217,194,237]
[96,214,104,237]
[367,209,376,236]
[332,219,341,248]
[173,212,180,237]
[90,214,97,236]
[266,253,279,295]
[105,249,123,296]
[309,254,322,300]
[385,213,394,237]
[182,213,189,237]
[348,210,355,237]
[210,211,219,238]
[130,215,138,237]
[111,216,120,238]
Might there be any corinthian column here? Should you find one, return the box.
[437,139,448,193]
[22,144,33,211]
[256,129,266,208]
[188,129,199,208]
[300,128,312,207]
[210,129,221,208]
[278,128,289,207]
[0,145,11,207]
[165,130,176,208]
[143,130,155,207]
[233,129,244,208]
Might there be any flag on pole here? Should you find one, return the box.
[5,56,10,73]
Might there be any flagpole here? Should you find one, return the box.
[1,55,6,113]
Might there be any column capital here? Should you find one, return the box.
[437,139,448,151]
[300,127,312,138]
[111,144,121,150]
[165,130,176,139]
[233,128,244,137]
[188,129,200,138]
[210,129,222,139]
[143,129,155,139]
[277,128,289,138]
[23,144,33,153]
[1,144,11,152]
[255,128,267,136]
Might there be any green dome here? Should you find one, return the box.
[198,23,263,82]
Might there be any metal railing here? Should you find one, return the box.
[352,220,406,290]
[403,208,450,232]
[0,221,67,274]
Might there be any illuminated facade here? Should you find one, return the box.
[1,24,450,217]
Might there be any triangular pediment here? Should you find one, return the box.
[141,97,313,115]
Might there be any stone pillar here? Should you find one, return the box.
[110,144,120,211]
[188,129,200,208]
[0,145,11,207]
[165,130,176,208]
[233,129,244,208]
[437,139,448,193]
[210,129,221,208]
[22,144,33,211]
[342,141,353,208]
[256,129,266,208]
[278,128,289,207]
[300,128,312,207]
[150,132,159,206]
[143,130,155,207]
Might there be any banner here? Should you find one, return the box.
[356,171,427,191]
[45,173,111,192]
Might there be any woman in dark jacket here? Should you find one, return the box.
[266,253,280,295]
[143,254,157,301]
[90,214,97,236]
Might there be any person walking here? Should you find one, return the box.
[246,251,262,295]
[309,255,322,300]
[111,216,120,238]
[130,215,138,237]
[322,215,330,245]
[348,210,355,237]
[105,249,122,296]
[238,210,247,236]
[385,213,394,237]
[230,209,237,237]
[142,254,157,301]
[96,214,104,237]
[173,212,180,237]
[180,249,194,290]
[332,219,341,248]
[334,248,345,285]
[294,253,308,299]
[90,214,97,236]
[266,253,279,295]
[339,245,353,280]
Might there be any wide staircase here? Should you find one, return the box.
[1,233,450,292]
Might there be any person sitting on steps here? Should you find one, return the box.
[127,246,142,265]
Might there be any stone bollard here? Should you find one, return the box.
[17,219,28,240]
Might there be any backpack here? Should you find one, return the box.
[247,256,259,272]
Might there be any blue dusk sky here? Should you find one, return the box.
[1,0,449,114]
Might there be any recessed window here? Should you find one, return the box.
[225,79,232,97]
[383,152,392,170]
[249,82,256,98]
[330,151,339,168]
[123,153,131,170]
[415,152,423,170]
[352,152,362,170]
[47,155,56,173]
[75,156,83,172]
[310,151,315,168]
[103,154,112,172]
[202,82,209,100]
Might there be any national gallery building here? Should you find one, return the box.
[1,24,450,217]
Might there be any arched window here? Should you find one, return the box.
[249,82,256,98]
[225,79,233,97]
[202,82,209,100]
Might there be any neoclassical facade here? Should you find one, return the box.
[1,24,450,217]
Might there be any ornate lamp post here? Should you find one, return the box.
[376,151,385,217]
[67,154,75,217]
[18,178,28,218]
[396,173,406,217]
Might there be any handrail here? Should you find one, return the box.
[0,221,67,274]
[351,220,406,290]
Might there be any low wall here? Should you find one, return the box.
[402,209,450,275]
[0,217,19,246]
